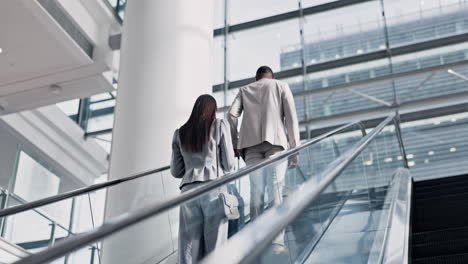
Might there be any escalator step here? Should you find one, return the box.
[415,186,468,199]
[414,207,468,220]
[413,227,468,245]
[415,179,468,193]
[414,203,468,213]
[414,206,468,221]
[415,201,468,210]
[412,176,468,263]
[415,175,468,188]
[413,238,468,259]
[413,253,468,264]
[414,193,468,208]
[414,217,468,232]
[413,204,468,231]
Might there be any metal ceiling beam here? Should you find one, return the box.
[448,68,468,82]
[212,33,468,92]
[85,128,113,138]
[301,91,468,130]
[81,59,468,134]
[308,102,468,138]
[402,72,437,103]
[346,88,392,107]
[213,60,468,109]
[85,92,468,140]
[213,0,374,36]
[108,0,374,50]
[293,60,468,99]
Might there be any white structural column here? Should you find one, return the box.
[101,1,213,264]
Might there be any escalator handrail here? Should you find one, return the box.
[202,113,396,264]
[0,165,170,218]
[12,121,360,264]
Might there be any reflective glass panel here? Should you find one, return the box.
[213,36,225,85]
[230,0,298,25]
[255,120,405,264]
[92,133,113,153]
[303,1,385,66]
[14,151,60,201]
[384,0,468,47]
[400,112,468,181]
[213,0,225,29]
[56,99,79,120]
[86,113,114,133]
[23,124,363,264]
[228,19,301,81]
[393,44,468,103]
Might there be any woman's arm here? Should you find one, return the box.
[170,130,185,178]
[219,119,236,173]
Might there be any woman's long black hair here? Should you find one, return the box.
[179,94,217,152]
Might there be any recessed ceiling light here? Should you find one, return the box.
[450,147,457,152]
[406,154,414,159]
[408,161,416,167]
[49,84,62,95]
[424,159,429,164]
[0,48,3,54]
[428,151,434,156]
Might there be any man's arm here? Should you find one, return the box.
[227,90,243,154]
[282,83,300,149]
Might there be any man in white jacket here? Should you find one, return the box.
[228,66,300,253]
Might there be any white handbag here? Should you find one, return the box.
[218,192,240,220]
[215,119,240,220]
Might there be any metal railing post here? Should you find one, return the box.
[357,122,367,136]
[49,222,57,247]
[64,197,76,264]
[0,190,8,236]
[89,246,97,264]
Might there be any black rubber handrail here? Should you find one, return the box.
[0,165,170,218]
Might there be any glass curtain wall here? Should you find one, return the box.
[90,0,468,179]
[94,0,468,123]
[0,149,106,262]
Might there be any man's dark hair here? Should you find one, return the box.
[256,66,274,79]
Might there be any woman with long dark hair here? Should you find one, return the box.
[171,94,236,264]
